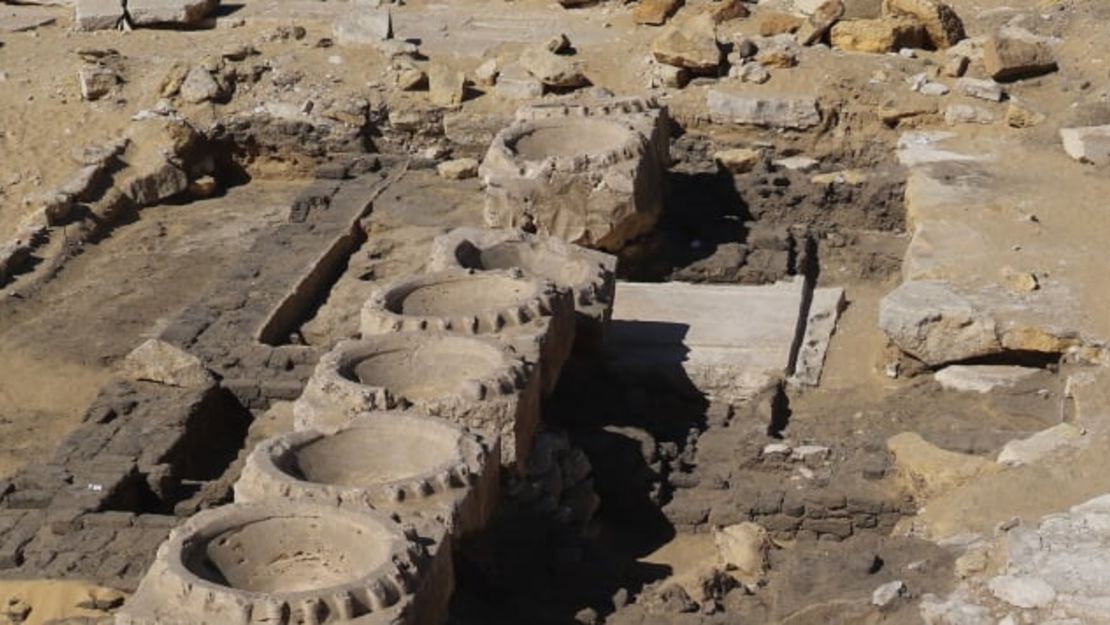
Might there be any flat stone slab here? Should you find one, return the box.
[888,130,1110,365]
[0,5,58,32]
[607,279,807,402]
[934,364,1040,394]
[790,286,845,388]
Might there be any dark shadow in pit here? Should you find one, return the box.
[451,340,709,623]
[620,167,751,282]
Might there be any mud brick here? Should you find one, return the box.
[6,489,55,510]
[42,551,83,577]
[0,512,43,568]
[853,514,878,529]
[261,379,305,400]
[782,492,806,517]
[663,495,711,527]
[802,517,853,539]
[60,527,117,553]
[760,513,803,533]
[708,500,749,527]
[46,508,86,535]
[808,492,847,510]
[751,491,784,515]
[222,378,260,403]
[83,511,135,528]
[846,496,883,515]
[21,548,57,570]
[96,553,133,579]
[159,306,218,346]
[135,514,179,529]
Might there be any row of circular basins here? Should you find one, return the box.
[117,227,616,624]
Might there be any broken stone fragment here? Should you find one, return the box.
[332,8,392,46]
[753,34,799,68]
[714,147,761,173]
[887,431,999,501]
[429,63,466,106]
[955,77,1004,102]
[1059,126,1110,165]
[983,32,1057,82]
[386,58,426,91]
[707,90,821,129]
[881,0,964,48]
[879,281,1000,366]
[633,0,681,26]
[127,0,218,26]
[934,365,1038,394]
[78,65,118,101]
[651,62,689,88]
[759,12,803,36]
[473,59,498,86]
[944,104,993,126]
[729,60,769,83]
[495,64,544,100]
[796,0,844,46]
[545,33,571,54]
[179,65,222,103]
[1005,102,1045,128]
[122,339,214,387]
[713,522,768,583]
[520,47,588,88]
[74,0,125,31]
[872,580,907,608]
[997,423,1085,467]
[829,16,926,53]
[651,13,721,73]
[437,158,479,180]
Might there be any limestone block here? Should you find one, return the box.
[116,502,449,625]
[879,280,1001,366]
[429,63,466,107]
[1060,126,1110,165]
[714,148,762,173]
[651,13,721,72]
[74,0,124,31]
[956,77,1004,102]
[333,8,393,46]
[236,412,500,538]
[887,432,999,501]
[480,97,669,253]
[126,0,217,26]
[713,522,769,583]
[293,334,540,471]
[707,90,821,130]
[428,227,615,354]
[495,64,544,100]
[122,339,214,387]
[830,17,926,53]
[982,32,1057,82]
[881,0,964,49]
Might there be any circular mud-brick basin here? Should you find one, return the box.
[236,411,500,539]
[429,227,616,356]
[360,269,574,397]
[293,332,540,470]
[115,502,439,624]
[479,114,664,253]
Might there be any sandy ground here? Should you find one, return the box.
[0,579,122,623]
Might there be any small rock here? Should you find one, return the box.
[333,8,392,46]
[474,59,498,86]
[652,62,689,88]
[78,66,118,101]
[954,549,988,578]
[919,81,950,96]
[715,148,762,173]
[651,14,721,72]
[633,0,681,26]
[983,31,1057,82]
[882,0,965,49]
[796,0,844,46]
[774,156,820,172]
[188,175,219,197]
[495,64,544,100]
[987,575,1056,609]
[934,365,1038,394]
[429,62,466,106]
[754,34,799,68]
[761,442,791,459]
[713,522,769,583]
[436,158,479,180]
[1005,102,1045,128]
[179,65,222,103]
[943,54,969,77]
[956,77,1004,102]
[386,58,426,91]
[546,33,571,54]
[830,16,926,53]
[758,11,804,36]
[1060,126,1110,165]
[122,339,214,387]
[730,61,769,83]
[944,104,994,125]
[704,0,748,24]
[74,0,125,31]
[520,47,588,88]
[872,580,907,608]
[791,444,830,466]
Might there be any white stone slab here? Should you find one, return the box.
[935,364,1039,394]
[607,278,806,402]
[790,286,845,388]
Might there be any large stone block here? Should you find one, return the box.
[707,90,821,129]
[879,280,1000,366]
[74,0,124,31]
[479,97,669,254]
[1060,126,1110,165]
[881,0,964,49]
[126,0,217,26]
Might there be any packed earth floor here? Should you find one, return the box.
[2,0,1110,623]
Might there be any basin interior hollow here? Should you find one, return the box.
[345,339,506,401]
[509,119,630,160]
[387,274,535,317]
[289,422,460,486]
